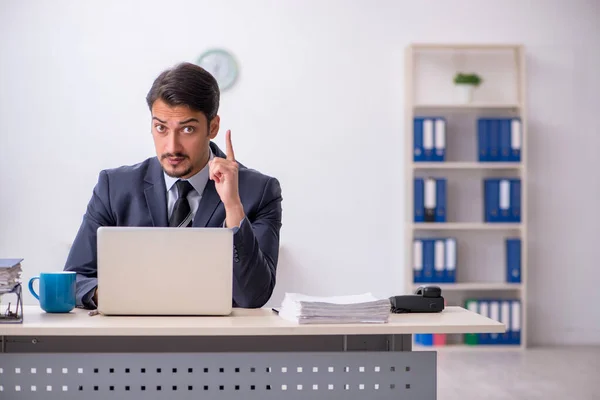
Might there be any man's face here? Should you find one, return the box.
[151,99,219,178]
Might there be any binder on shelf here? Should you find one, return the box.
[510,300,522,345]
[506,238,521,283]
[485,178,520,223]
[424,178,436,222]
[499,179,511,221]
[500,119,511,161]
[445,238,457,283]
[413,239,424,283]
[484,179,500,222]
[489,301,500,344]
[435,178,447,222]
[433,298,448,346]
[510,118,522,162]
[477,118,489,162]
[477,118,522,163]
[423,118,434,161]
[488,119,500,161]
[422,239,434,283]
[464,299,479,345]
[433,118,446,162]
[416,333,433,346]
[413,118,424,162]
[433,333,446,346]
[433,239,445,282]
[478,300,490,344]
[510,178,521,222]
[414,178,424,222]
[500,300,511,345]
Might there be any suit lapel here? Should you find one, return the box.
[193,179,222,227]
[144,158,169,227]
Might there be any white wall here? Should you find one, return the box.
[1,0,598,345]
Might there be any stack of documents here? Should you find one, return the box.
[278,292,391,324]
[0,258,23,294]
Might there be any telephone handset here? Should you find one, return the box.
[389,285,445,313]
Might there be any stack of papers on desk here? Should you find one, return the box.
[0,259,23,294]
[278,292,391,324]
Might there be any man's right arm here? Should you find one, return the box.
[64,170,115,309]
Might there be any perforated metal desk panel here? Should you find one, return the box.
[0,306,503,399]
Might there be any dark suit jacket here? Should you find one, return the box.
[64,141,282,309]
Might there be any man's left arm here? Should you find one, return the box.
[226,177,282,308]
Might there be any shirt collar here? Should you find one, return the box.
[163,148,214,195]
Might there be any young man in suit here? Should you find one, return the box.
[64,62,282,309]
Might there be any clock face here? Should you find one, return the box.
[197,49,238,91]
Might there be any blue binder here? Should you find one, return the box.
[510,300,522,345]
[478,300,490,344]
[413,118,424,162]
[415,333,433,346]
[422,118,434,161]
[477,118,489,162]
[484,179,500,222]
[413,239,424,283]
[510,118,522,162]
[444,238,457,283]
[433,117,446,162]
[499,179,511,222]
[435,178,447,222]
[500,300,511,345]
[499,119,511,162]
[422,239,434,283]
[488,119,500,161]
[433,238,445,282]
[421,334,433,346]
[510,179,521,222]
[506,238,521,283]
[414,178,424,222]
[488,301,501,345]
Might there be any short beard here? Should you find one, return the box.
[161,153,192,178]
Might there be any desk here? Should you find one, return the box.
[0,306,502,399]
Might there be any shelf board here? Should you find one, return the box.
[410,43,523,51]
[413,103,520,109]
[413,344,523,352]
[412,162,522,170]
[411,283,522,291]
[411,223,522,231]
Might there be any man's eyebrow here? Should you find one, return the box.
[178,118,200,125]
[151,117,200,124]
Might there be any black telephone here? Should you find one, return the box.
[389,285,444,313]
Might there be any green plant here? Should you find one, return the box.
[454,73,482,86]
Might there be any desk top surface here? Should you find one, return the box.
[0,306,504,337]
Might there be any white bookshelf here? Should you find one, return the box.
[413,344,523,352]
[411,283,523,291]
[412,162,523,170]
[411,223,522,231]
[404,44,527,350]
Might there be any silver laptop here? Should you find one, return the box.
[97,227,233,316]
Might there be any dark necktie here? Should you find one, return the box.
[169,180,194,227]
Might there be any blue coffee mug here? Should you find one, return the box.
[28,272,76,313]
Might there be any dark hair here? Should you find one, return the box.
[146,62,220,121]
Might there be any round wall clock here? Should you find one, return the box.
[196,49,239,91]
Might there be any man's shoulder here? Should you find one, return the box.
[238,164,281,202]
[101,157,157,180]
[238,164,278,186]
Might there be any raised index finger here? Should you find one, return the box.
[225,129,235,161]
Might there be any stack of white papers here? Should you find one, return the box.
[0,258,23,294]
[278,292,391,324]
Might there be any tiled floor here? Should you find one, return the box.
[436,346,600,400]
